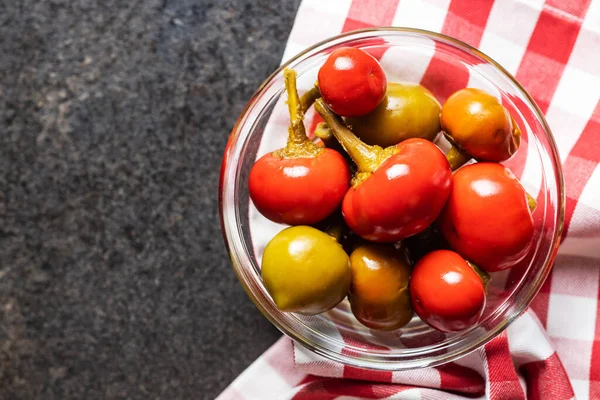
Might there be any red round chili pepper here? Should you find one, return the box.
[248,70,350,225]
[438,162,534,272]
[318,47,387,117]
[410,250,486,332]
[315,99,452,242]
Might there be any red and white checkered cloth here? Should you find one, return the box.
[218,0,600,399]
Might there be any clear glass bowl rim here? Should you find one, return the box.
[219,27,566,370]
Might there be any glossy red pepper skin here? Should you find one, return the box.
[438,162,534,272]
[318,47,387,117]
[248,149,350,225]
[342,138,452,242]
[410,250,486,332]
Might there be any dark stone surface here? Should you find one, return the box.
[0,1,301,398]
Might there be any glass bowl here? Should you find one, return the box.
[219,28,564,370]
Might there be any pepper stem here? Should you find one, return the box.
[509,116,522,157]
[274,69,322,158]
[300,85,320,113]
[313,122,337,148]
[446,145,472,171]
[466,260,490,292]
[284,69,308,146]
[314,98,391,174]
[526,192,537,212]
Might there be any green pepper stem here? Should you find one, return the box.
[314,98,388,173]
[466,260,490,292]
[313,122,357,171]
[526,192,537,212]
[446,145,472,171]
[284,69,309,146]
[274,69,322,158]
[509,115,522,157]
[313,122,338,148]
[300,85,320,114]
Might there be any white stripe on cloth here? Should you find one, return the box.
[507,311,555,366]
[392,0,450,32]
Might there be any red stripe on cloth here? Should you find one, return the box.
[546,0,590,20]
[486,333,527,400]
[520,352,575,400]
[515,1,591,113]
[343,366,393,382]
[558,93,599,243]
[437,362,485,395]
[341,336,393,382]
[592,381,600,400]
[420,51,470,104]
[342,0,400,32]
[298,375,322,386]
[441,0,495,47]
[341,0,401,60]
[419,0,494,103]
[292,378,412,400]
[527,9,585,64]
[292,378,372,400]
[589,270,600,399]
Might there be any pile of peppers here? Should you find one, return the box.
[248,47,534,333]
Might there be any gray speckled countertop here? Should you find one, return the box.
[0,1,301,398]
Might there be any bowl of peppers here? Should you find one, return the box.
[219,28,564,370]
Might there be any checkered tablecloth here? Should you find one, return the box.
[218,0,600,398]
